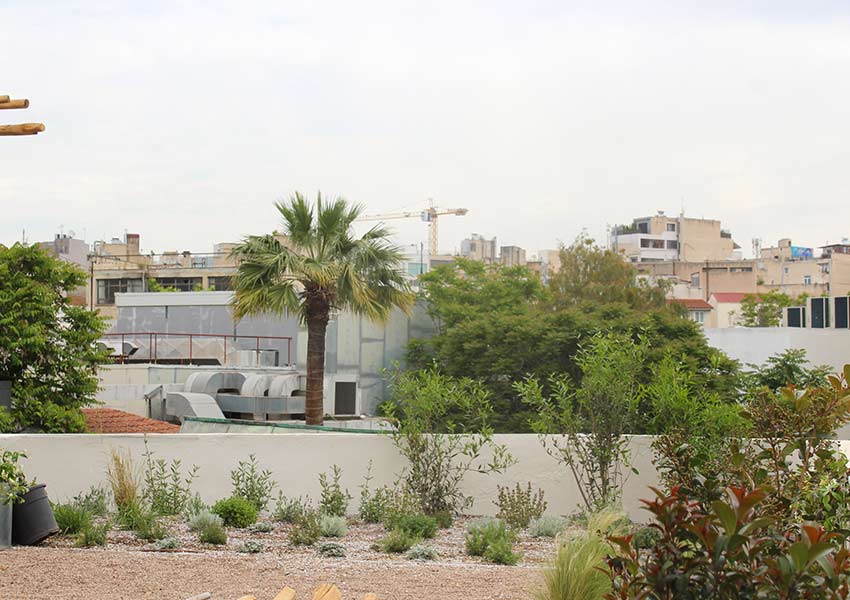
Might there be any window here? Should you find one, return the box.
[803,275,812,285]
[640,238,665,249]
[784,267,789,274]
[207,276,234,291]
[666,240,679,249]
[637,221,649,234]
[730,267,753,273]
[691,273,700,288]
[835,297,849,329]
[152,277,202,292]
[786,306,804,328]
[667,223,676,232]
[690,310,706,324]
[96,278,143,305]
[811,297,830,328]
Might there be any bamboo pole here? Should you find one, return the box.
[0,99,29,109]
[0,95,9,103]
[0,123,45,136]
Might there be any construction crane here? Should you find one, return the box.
[358,200,468,256]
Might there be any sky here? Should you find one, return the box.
[3,1,850,258]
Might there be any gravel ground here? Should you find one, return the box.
[0,518,560,600]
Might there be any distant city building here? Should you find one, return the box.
[460,233,497,263]
[610,211,739,263]
[499,245,526,267]
[37,233,90,305]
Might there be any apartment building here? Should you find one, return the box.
[88,233,240,319]
[611,212,739,263]
[460,233,497,263]
[36,233,91,305]
[499,245,527,267]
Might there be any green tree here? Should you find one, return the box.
[739,290,794,327]
[230,192,415,425]
[0,244,108,432]
[741,348,832,394]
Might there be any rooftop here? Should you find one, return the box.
[82,408,179,434]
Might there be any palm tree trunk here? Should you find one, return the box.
[305,312,329,425]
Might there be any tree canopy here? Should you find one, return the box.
[0,244,108,432]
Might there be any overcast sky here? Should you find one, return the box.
[3,1,850,258]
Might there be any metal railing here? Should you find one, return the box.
[101,331,293,366]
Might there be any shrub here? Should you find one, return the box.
[133,510,168,542]
[71,486,109,517]
[250,521,275,533]
[378,529,419,554]
[517,334,646,511]
[183,493,208,520]
[318,465,351,517]
[153,536,180,550]
[528,516,569,538]
[188,509,223,532]
[317,541,346,558]
[106,447,139,513]
[212,496,258,528]
[380,490,421,531]
[358,461,394,523]
[142,440,199,516]
[289,510,321,546]
[239,540,264,553]
[495,482,547,529]
[394,513,438,539]
[433,509,454,529]
[75,522,109,547]
[231,454,276,511]
[319,514,348,538]
[465,519,515,562]
[382,367,515,515]
[407,544,438,561]
[273,493,312,524]
[53,502,91,535]
[535,535,611,600]
[198,519,227,545]
[631,526,662,549]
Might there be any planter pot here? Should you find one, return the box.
[12,484,58,545]
[0,501,11,549]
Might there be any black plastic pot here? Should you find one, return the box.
[12,484,58,545]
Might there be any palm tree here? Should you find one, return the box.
[230,192,415,425]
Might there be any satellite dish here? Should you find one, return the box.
[68,230,76,238]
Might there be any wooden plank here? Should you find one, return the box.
[0,99,29,109]
[0,95,9,103]
[273,588,297,600]
[237,596,256,600]
[312,584,342,600]
[0,123,45,136]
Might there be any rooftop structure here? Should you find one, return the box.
[611,211,739,263]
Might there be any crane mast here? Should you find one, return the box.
[358,200,468,256]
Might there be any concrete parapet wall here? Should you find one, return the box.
[0,433,659,520]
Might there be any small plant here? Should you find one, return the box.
[0,449,28,505]
[273,493,312,523]
[495,482,547,529]
[317,541,346,558]
[319,514,348,538]
[250,521,275,533]
[378,528,419,554]
[212,496,258,528]
[183,493,208,520]
[153,536,180,550]
[318,465,351,517]
[465,519,516,563]
[75,522,109,547]
[631,526,662,549]
[231,454,276,511]
[528,516,569,538]
[289,510,322,546]
[407,544,438,561]
[198,519,227,545]
[432,509,454,529]
[133,510,168,542]
[71,485,109,516]
[380,490,422,531]
[536,534,611,600]
[53,502,92,535]
[142,440,199,516]
[188,509,223,532]
[394,513,438,539]
[239,540,264,553]
[358,461,394,523]
[106,447,139,513]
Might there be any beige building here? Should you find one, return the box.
[611,212,739,263]
[499,245,527,267]
[460,233,497,263]
[88,233,240,320]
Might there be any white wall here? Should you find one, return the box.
[705,327,850,371]
[0,433,659,521]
